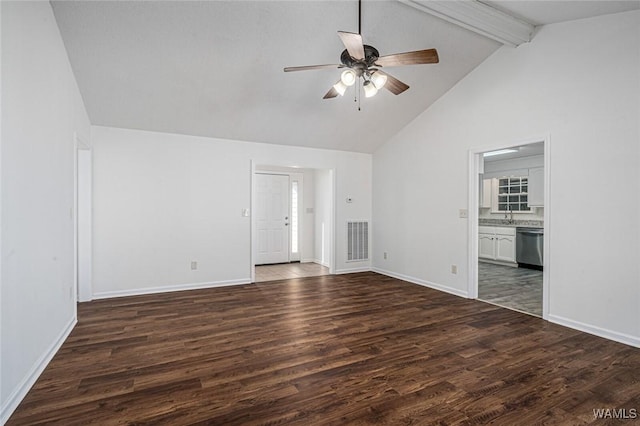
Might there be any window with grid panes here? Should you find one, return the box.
[497,177,530,211]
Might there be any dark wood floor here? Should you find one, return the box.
[8,272,640,425]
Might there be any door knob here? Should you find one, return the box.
[285,223,289,226]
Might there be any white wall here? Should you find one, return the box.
[91,126,371,297]
[373,11,640,345]
[1,2,91,421]
[314,169,332,267]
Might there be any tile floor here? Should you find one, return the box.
[478,261,543,317]
[255,262,330,282]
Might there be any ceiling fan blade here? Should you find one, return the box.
[337,31,365,60]
[375,70,409,95]
[323,83,340,99]
[284,64,343,72]
[376,49,439,67]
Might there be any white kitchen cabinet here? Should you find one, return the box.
[495,234,516,262]
[478,226,516,263]
[528,167,544,207]
[480,178,493,209]
[479,232,496,259]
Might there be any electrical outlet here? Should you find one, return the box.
[451,265,457,274]
[383,252,388,260]
[191,261,198,270]
[459,209,468,218]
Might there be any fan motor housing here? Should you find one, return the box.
[340,45,380,72]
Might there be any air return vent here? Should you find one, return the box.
[347,221,369,262]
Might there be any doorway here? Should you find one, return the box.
[251,164,334,283]
[468,137,550,319]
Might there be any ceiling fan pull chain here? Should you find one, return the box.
[354,78,358,104]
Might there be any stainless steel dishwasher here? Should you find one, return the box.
[516,227,544,269]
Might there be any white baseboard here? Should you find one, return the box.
[335,266,372,275]
[548,314,640,348]
[372,267,469,298]
[312,259,331,268]
[300,258,316,264]
[92,278,252,300]
[1,315,77,424]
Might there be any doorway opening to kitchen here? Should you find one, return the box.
[468,138,550,318]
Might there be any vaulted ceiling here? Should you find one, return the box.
[51,1,639,153]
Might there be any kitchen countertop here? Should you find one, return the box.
[479,218,543,229]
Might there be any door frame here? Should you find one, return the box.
[250,161,336,283]
[467,134,551,320]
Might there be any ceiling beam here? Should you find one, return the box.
[398,0,535,47]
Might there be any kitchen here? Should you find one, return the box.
[478,142,544,317]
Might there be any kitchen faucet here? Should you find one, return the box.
[505,209,514,224]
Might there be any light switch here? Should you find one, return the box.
[242,208,250,217]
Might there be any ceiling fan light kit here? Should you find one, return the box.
[340,69,357,86]
[333,80,348,96]
[363,80,378,98]
[284,0,439,104]
[370,71,387,90]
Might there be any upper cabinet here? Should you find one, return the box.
[480,178,492,209]
[528,167,544,207]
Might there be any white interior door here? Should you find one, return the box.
[256,173,290,265]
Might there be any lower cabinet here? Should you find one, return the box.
[495,233,516,262]
[479,232,496,258]
[479,226,516,263]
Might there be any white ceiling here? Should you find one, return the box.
[485,0,640,26]
[51,1,640,153]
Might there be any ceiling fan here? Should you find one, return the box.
[283,0,439,100]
